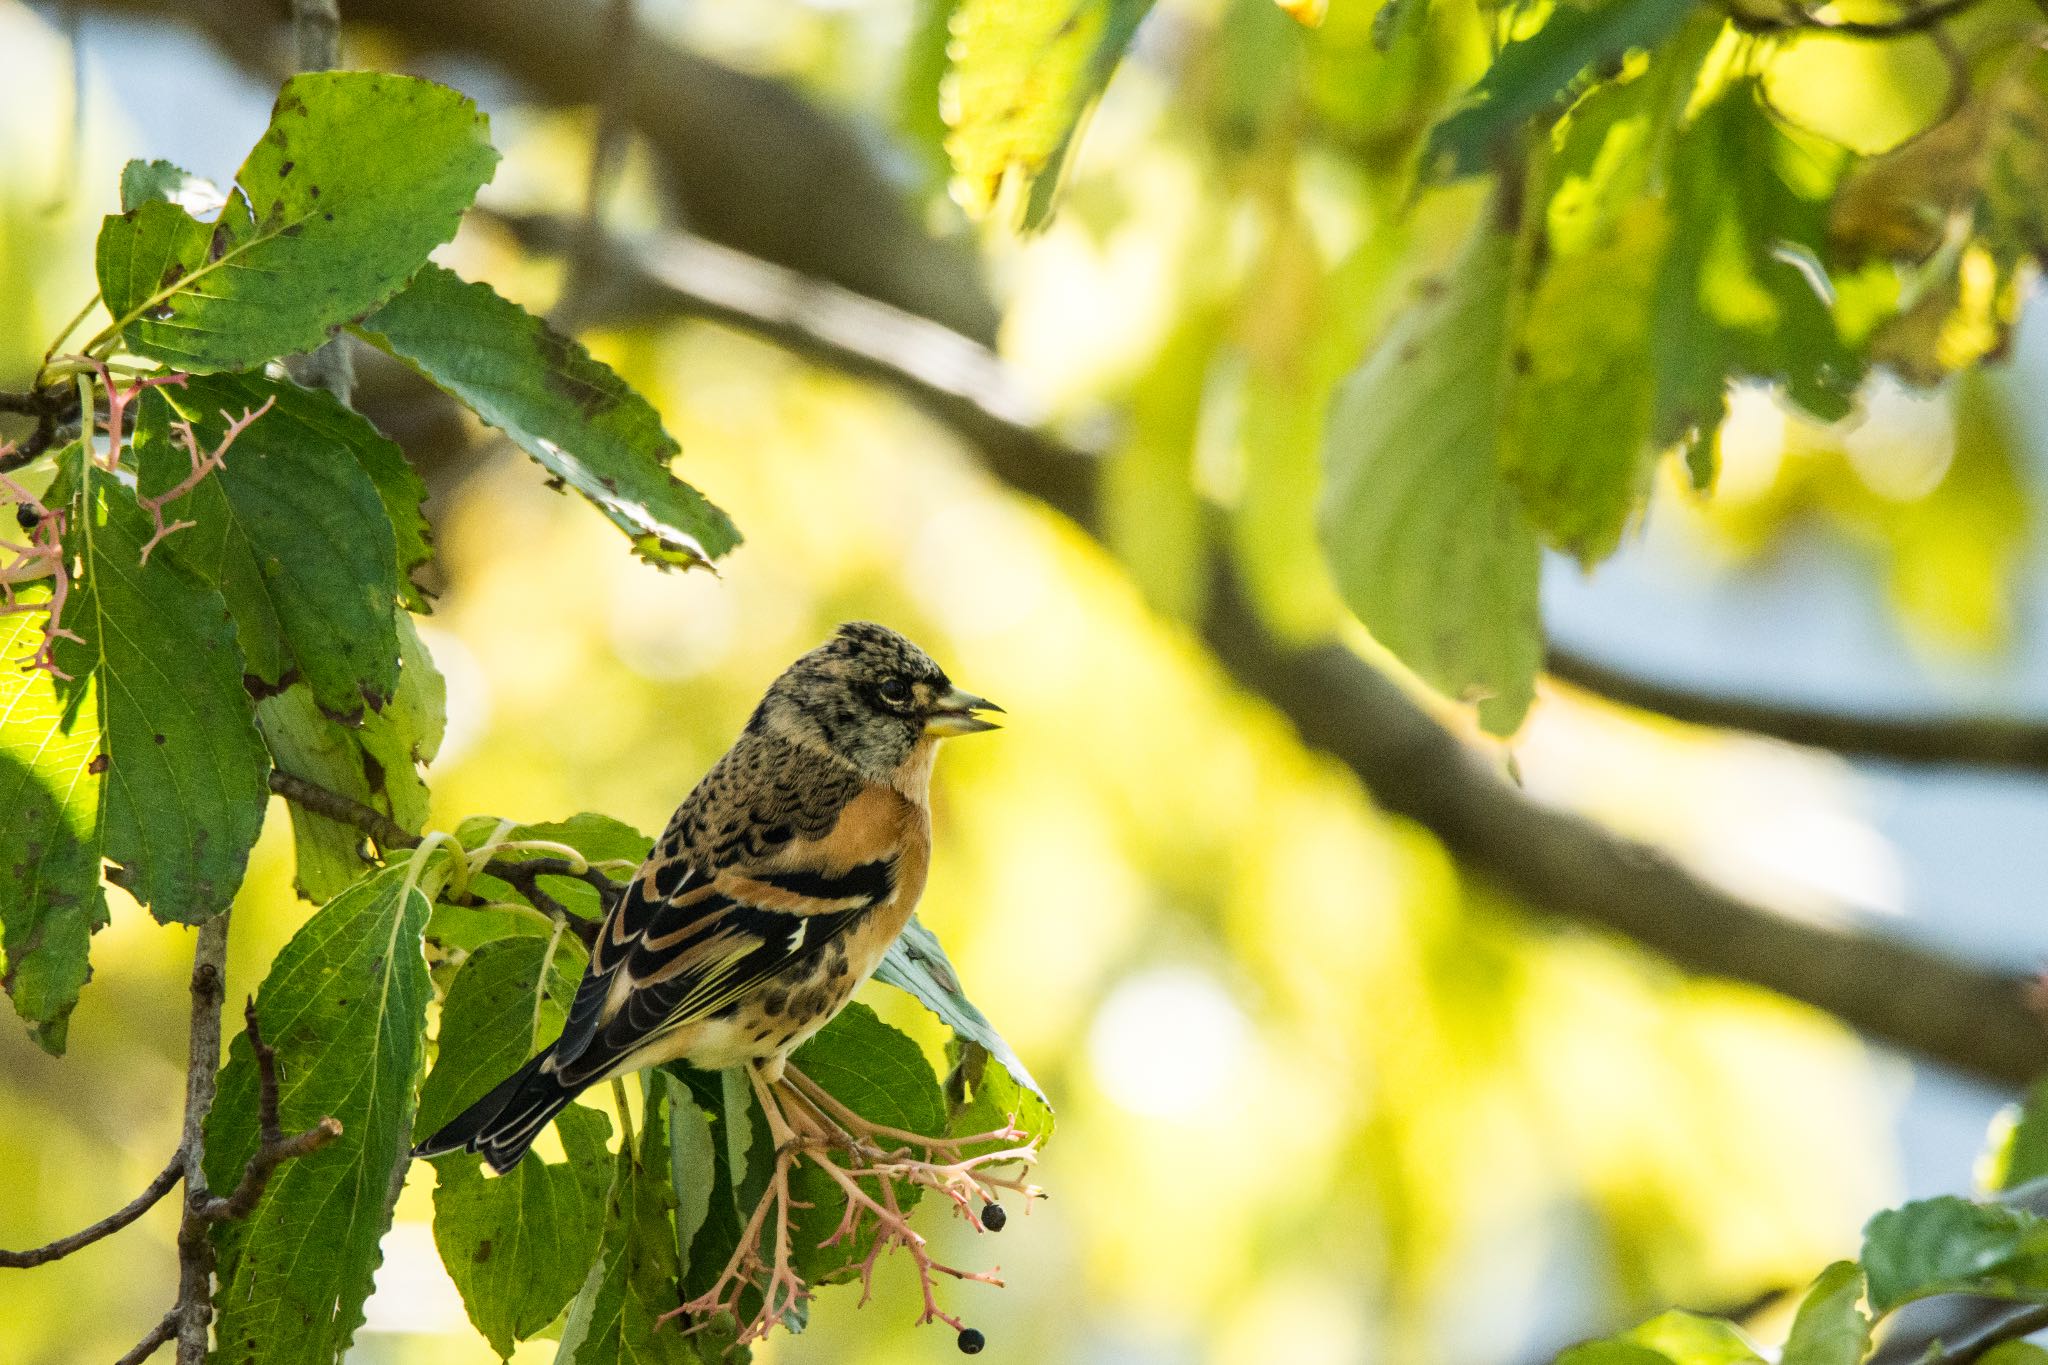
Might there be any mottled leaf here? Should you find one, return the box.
[943,0,1156,228]
[95,72,496,370]
[355,264,738,568]
[118,158,224,215]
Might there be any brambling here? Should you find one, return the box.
[414,622,1001,1172]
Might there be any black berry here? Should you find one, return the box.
[957,1328,986,1354]
[14,502,39,532]
[981,1203,1006,1232]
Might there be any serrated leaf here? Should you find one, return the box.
[203,857,438,1365]
[117,158,224,215]
[52,448,269,923]
[1317,228,1542,734]
[434,1102,612,1359]
[1862,1197,2048,1314]
[1426,0,1699,179]
[0,604,108,1053]
[878,915,1049,1109]
[419,934,584,1136]
[259,612,445,901]
[666,1075,717,1283]
[95,72,497,370]
[554,1083,698,1365]
[354,264,738,568]
[943,0,1155,228]
[138,373,402,714]
[1780,1262,1869,1365]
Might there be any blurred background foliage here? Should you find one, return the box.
[4,0,2048,1361]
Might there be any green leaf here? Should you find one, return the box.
[354,264,739,569]
[1556,1344,1677,1365]
[117,158,223,215]
[1504,198,1669,561]
[53,449,270,923]
[204,857,439,1365]
[434,1102,613,1359]
[1317,228,1542,734]
[877,915,1049,1110]
[1982,1344,2048,1365]
[783,1002,947,1283]
[1992,1078,2048,1192]
[1427,0,1701,179]
[666,1074,717,1283]
[0,604,108,1053]
[259,612,445,901]
[418,933,584,1137]
[95,72,497,370]
[138,373,403,713]
[1625,1312,1764,1365]
[1651,82,1860,449]
[1780,1262,1870,1365]
[943,0,1156,228]
[1861,1197,2048,1314]
[554,1083,698,1365]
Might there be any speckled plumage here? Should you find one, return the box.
[414,622,999,1173]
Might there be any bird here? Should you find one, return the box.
[413,621,1002,1173]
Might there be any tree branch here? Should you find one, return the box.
[264,767,611,945]
[0,1154,182,1267]
[171,912,229,1365]
[194,1002,342,1222]
[1548,647,2048,776]
[515,212,2048,1088]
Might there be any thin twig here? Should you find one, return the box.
[171,913,230,1365]
[196,1002,343,1221]
[506,211,2048,1089]
[1547,646,2048,776]
[266,767,615,942]
[0,1155,182,1267]
[113,1312,177,1365]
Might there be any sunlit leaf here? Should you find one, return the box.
[943,0,1155,228]
[205,857,438,1365]
[0,603,106,1053]
[355,264,738,569]
[1427,0,1702,178]
[95,73,496,370]
[1318,228,1542,734]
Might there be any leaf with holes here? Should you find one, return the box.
[94,71,496,370]
[48,447,270,925]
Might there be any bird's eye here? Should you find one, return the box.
[878,677,912,707]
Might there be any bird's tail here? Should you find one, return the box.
[411,1046,583,1174]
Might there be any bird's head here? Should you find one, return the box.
[755,622,1002,782]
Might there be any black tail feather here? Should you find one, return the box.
[411,1048,584,1173]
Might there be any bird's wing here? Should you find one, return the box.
[549,742,909,1085]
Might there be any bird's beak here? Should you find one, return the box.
[925,686,1004,736]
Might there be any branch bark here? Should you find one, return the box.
[512,212,2048,1089]
[1548,646,2048,776]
